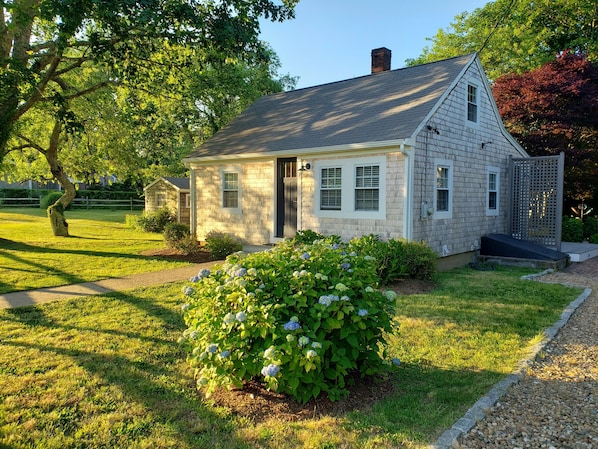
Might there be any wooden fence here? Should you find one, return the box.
[0,197,144,210]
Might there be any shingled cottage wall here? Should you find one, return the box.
[193,161,274,244]
[300,152,406,242]
[410,63,519,257]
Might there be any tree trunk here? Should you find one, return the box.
[45,121,76,237]
[48,203,69,236]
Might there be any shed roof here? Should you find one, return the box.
[144,177,189,192]
[185,54,475,160]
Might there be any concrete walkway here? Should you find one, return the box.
[0,261,217,310]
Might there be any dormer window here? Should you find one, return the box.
[467,84,478,123]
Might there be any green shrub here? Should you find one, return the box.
[348,234,437,283]
[204,231,243,260]
[561,216,583,242]
[125,214,140,229]
[164,223,191,246]
[163,223,201,255]
[40,192,63,210]
[583,216,598,240]
[137,208,175,233]
[180,239,398,403]
[292,229,341,245]
[590,233,598,244]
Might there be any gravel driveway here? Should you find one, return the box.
[454,258,598,449]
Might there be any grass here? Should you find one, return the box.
[0,257,583,448]
[0,208,192,294]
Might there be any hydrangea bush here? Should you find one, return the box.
[179,238,398,403]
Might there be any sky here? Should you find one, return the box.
[259,0,491,89]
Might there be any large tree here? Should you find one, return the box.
[0,0,297,235]
[407,0,598,80]
[492,53,598,206]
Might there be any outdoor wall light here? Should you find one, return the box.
[298,162,311,171]
[481,141,493,149]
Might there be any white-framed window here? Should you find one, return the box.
[467,83,478,124]
[355,164,380,211]
[184,192,191,208]
[314,156,386,219]
[433,159,453,219]
[156,193,166,208]
[320,167,342,210]
[221,168,241,212]
[486,166,499,216]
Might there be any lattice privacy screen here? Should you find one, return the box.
[509,153,564,250]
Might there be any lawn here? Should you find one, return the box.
[0,250,583,448]
[0,208,193,294]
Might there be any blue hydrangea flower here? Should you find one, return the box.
[300,252,310,260]
[189,276,199,282]
[358,309,369,317]
[189,330,200,340]
[306,350,317,359]
[298,336,310,347]
[392,358,401,366]
[181,303,190,311]
[340,262,351,270]
[261,363,280,377]
[311,341,322,349]
[206,343,218,353]
[332,243,341,250]
[183,286,195,296]
[223,313,236,325]
[234,267,247,277]
[318,295,332,307]
[197,268,211,279]
[340,295,350,302]
[364,255,375,261]
[220,350,230,359]
[236,311,247,323]
[284,320,301,331]
[365,286,374,293]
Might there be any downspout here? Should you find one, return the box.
[400,141,414,241]
[189,167,197,238]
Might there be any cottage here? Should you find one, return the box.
[183,49,529,268]
[143,177,190,225]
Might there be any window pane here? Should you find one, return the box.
[488,173,497,190]
[224,173,238,190]
[320,167,342,210]
[467,84,478,123]
[321,190,342,210]
[223,190,238,208]
[437,189,449,212]
[356,165,380,188]
[488,191,497,210]
[436,167,449,188]
[355,189,379,211]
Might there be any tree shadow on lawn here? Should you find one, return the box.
[0,293,244,448]
[0,289,513,448]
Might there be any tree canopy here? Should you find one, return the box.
[492,53,598,205]
[1,0,297,235]
[407,0,598,80]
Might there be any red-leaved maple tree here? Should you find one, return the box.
[492,52,598,209]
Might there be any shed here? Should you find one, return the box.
[143,177,190,225]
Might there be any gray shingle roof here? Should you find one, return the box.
[163,177,189,190]
[186,54,475,160]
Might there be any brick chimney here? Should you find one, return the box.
[371,47,391,73]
